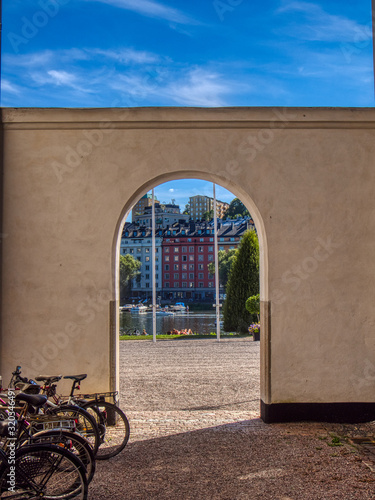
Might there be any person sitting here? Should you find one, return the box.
[142,329,147,335]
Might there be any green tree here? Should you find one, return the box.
[246,294,260,322]
[207,248,237,290]
[223,230,259,332]
[202,209,214,221]
[119,254,141,302]
[183,203,190,215]
[224,198,250,219]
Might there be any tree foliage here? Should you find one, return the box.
[246,294,260,322]
[224,198,250,219]
[202,209,214,221]
[223,230,259,332]
[119,254,141,300]
[207,248,237,290]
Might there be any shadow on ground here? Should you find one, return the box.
[89,419,375,500]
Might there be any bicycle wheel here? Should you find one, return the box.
[82,401,130,460]
[46,404,100,456]
[28,429,96,484]
[0,443,88,499]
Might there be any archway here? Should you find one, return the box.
[113,174,268,415]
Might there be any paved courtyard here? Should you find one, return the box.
[89,339,375,499]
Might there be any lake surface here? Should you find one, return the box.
[120,311,223,335]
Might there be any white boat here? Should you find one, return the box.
[156,309,174,316]
[120,304,134,312]
[169,302,187,312]
[131,305,148,313]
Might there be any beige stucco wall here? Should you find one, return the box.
[1,107,374,403]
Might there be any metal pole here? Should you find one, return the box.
[152,189,156,342]
[213,184,220,341]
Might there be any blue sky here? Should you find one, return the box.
[1,0,374,213]
[2,0,374,108]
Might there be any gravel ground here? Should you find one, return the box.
[89,339,375,499]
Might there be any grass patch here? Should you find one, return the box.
[120,333,251,340]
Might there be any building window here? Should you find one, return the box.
[165,264,169,271]
[198,246,203,252]
[189,273,194,279]
[198,264,204,270]
[165,247,169,253]
[219,246,224,251]
[145,248,150,253]
[145,256,150,262]
[198,255,204,261]
[145,274,150,279]
[137,248,141,253]
[230,237,235,242]
[182,255,187,262]
[122,249,126,254]
[208,246,213,252]
[189,282,194,288]
[220,237,225,241]
[174,264,179,270]
[198,273,204,279]
[165,256,170,261]
[182,264,187,271]
[188,238,192,242]
[208,273,214,279]
[145,265,150,271]
[208,282,214,287]
[182,246,187,252]
[174,247,179,253]
[174,282,179,287]
[182,282,187,288]
[174,273,179,279]
[137,257,141,261]
[208,255,213,261]
[189,246,194,252]
[200,238,204,242]
[174,255,179,261]
[189,264,194,270]
[129,249,134,254]
[145,283,150,288]
[182,273,187,279]
[165,273,170,279]
[189,255,194,261]
[165,282,170,288]
[199,282,204,288]
[210,237,214,241]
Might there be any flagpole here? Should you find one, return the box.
[152,188,156,343]
[213,184,220,341]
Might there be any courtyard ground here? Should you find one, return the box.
[89,339,375,499]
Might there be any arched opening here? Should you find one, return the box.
[111,172,269,421]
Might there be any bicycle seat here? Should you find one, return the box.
[15,393,47,407]
[63,374,87,382]
[35,375,62,383]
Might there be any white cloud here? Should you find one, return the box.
[168,188,174,192]
[89,48,161,64]
[276,1,372,43]
[1,79,20,94]
[47,70,77,86]
[88,0,197,25]
[167,69,232,107]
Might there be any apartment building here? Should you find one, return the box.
[189,195,229,221]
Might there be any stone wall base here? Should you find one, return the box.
[261,400,375,423]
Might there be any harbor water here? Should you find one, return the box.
[120,310,223,335]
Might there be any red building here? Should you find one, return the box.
[161,219,254,301]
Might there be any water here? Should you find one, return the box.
[120,311,222,335]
